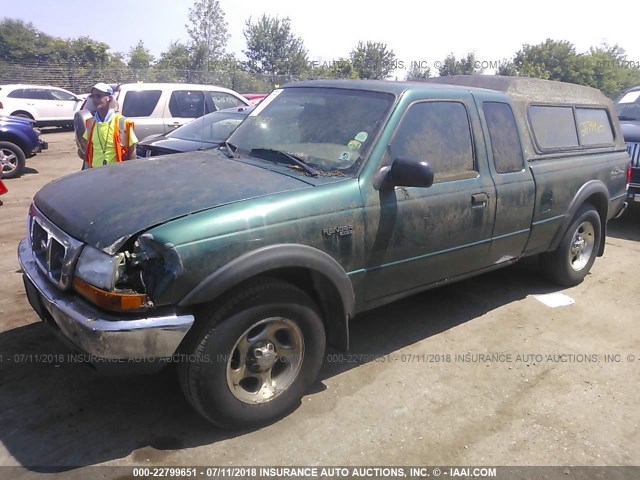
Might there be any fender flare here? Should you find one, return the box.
[549,180,609,255]
[179,244,355,350]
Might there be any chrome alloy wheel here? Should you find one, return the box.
[226,317,305,404]
[569,221,595,271]
[0,148,18,175]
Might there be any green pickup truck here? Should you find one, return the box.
[18,76,630,427]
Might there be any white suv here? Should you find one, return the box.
[115,83,250,140]
[0,84,83,127]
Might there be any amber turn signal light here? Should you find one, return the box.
[73,277,148,312]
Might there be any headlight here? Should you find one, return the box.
[74,245,123,290]
[74,245,149,312]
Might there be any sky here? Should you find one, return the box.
[1,0,639,78]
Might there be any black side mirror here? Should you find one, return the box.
[373,158,434,190]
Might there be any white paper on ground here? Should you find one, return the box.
[532,293,575,308]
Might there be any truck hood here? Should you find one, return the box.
[34,151,316,253]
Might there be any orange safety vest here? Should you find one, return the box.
[85,114,135,167]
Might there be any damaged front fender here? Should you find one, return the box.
[133,233,185,304]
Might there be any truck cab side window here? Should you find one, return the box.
[390,101,475,182]
[483,102,525,174]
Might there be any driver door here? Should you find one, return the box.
[362,95,496,302]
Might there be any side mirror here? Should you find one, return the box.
[373,158,434,190]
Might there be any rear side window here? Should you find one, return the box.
[168,90,205,118]
[23,88,55,100]
[7,89,26,98]
[390,101,475,182]
[206,91,246,111]
[121,90,162,117]
[575,108,614,146]
[529,106,579,150]
[483,102,524,174]
[50,89,75,101]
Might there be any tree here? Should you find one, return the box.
[438,52,484,76]
[67,37,111,66]
[128,40,154,70]
[405,62,431,81]
[0,18,56,61]
[243,14,308,77]
[349,41,396,79]
[511,39,587,84]
[584,44,640,98]
[154,41,192,81]
[186,0,229,71]
[496,61,518,76]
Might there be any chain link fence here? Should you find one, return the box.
[0,60,310,94]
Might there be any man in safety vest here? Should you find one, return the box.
[83,83,138,169]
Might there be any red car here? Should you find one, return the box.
[242,93,268,104]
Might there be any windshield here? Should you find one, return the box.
[615,90,640,120]
[226,87,395,175]
[167,109,249,143]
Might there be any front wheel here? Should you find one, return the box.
[178,279,326,428]
[0,141,26,179]
[540,204,602,286]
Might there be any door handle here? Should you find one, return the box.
[471,193,488,207]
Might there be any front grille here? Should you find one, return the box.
[28,204,84,291]
[627,142,640,168]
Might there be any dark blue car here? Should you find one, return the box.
[0,115,48,179]
[615,86,640,206]
[136,105,254,158]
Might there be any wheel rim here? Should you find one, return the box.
[226,317,304,404]
[0,148,17,174]
[568,221,595,271]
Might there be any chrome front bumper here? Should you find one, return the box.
[18,239,195,366]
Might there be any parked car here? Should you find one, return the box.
[0,115,48,178]
[614,85,640,206]
[137,105,254,157]
[0,84,83,128]
[242,93,269,104]
[115,83,250,140]
[18,77,629,428]
[73,83,251,159]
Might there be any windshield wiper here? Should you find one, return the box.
[618,115,640,121]
[222,140,239,158]
[249,148,318,176]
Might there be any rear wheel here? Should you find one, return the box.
[178,279,326,428]
[11,112,33,121]
[0,141,26,179]
[540,204,602,286]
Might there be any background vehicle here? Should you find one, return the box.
[0,84,83,127]
[0,115,48,178]
[242,93,268,104]
[614,86,640,206]
[74,83,250,159]
[114,83,250,139]
[137,105,253,157]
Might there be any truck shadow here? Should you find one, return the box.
[0,261,559,470]
[607,206,640,241]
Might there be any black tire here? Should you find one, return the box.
[12,112,33,121]
[0,141,26,179]
[540,204,602,286]
[178,279,326,428]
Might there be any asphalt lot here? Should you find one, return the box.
[0,130,639,478]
